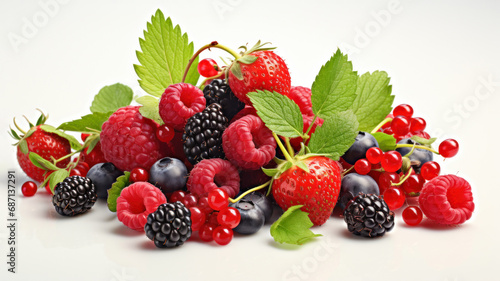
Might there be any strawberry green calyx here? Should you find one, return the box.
[228,41,276,80]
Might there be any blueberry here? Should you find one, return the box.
[337,173,379,211]
[236,192,273,223]
[229,200,265,235]
[86,162,123,199]
[149,157,187,195]
[396,138,433,171]
[342,132,379,165]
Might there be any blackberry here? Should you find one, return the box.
[203,79,245,120]
[183,103,228,165]
[343,193,395,238]
[144,202,192,248]
[52,176,97,217]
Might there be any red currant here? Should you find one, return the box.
[213,226,233,245]
[81,133,90,141]
[189,207,206,231]
[383,187,405,210]
[410,117,426,133]
[69,168,83,177]
[420,161,440,180]
[402,174,425,194]
[366,147,383,164]
[391,115,411,136]
[381,151,403,173]
[156,125,175,143]
[402,206,423,226]
[199,223,215,242]
[393,104,414,118]
[439,139,459,158]
[21,181,37,197]
[354,159,371,175]
[207,211,220,226]
[182,193,198,208]
[382,127,393,135]
[217,207,241,229]
[382,114,393,129]
[169,190,186,203]
[197,58,219,78]
[130,167,149,182]
[378,172,400,194]
[197,196,212,214]
[208,188,229,211]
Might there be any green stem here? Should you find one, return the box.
[182,41,241,83]
[198,70,225,88]
[403,143,417,158]
[229,180,271,203]
[371,117,393,134]
[395,144,439,155]
[342,165,354,176]
[303,114,318,140]
[284,137,295,158]
[273,132,294,163]
[391,168,414,186]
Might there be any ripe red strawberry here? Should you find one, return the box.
[228,42,291,105]
[10,113,71,182]
[272,156,341,226]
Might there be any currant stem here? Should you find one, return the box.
[181,41,241,83]
[273,132,294,163]
[229,180,271,203]
[198,70,225,88]
[396,144,439,155]
[371,117,393,134]
[391,167,414,186]
[342,165,354,176]
[403,143,417,158]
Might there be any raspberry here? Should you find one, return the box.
[203,79,245,121]
[229,105,257,124]
[418,175,474,225]
[222,115,276,170]
[116,182,167,231]
[159,83,206,131]
[187,159,240,198]
[285,86,313,116]
[288,114,323,151]
[100,106,167,171]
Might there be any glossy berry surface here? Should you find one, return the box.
[198,223,215,242]
[366,147,383,164]
[396,138,433,170]
[208,188,229,211]
[156,125,175,143]
[402,174,425,194]
[86,162,124,199]
[198,58,219,78]
[378,172,400,194]
[402,206,423,226]
[391,115,411,136]
[169,190,186,203]
[130,167,149,182]
[421,161,440,180]
[182,193,198,208]
[213,226,233,245]
[217,207,241,228]
[189,207,206,231]
[381,151,403,172]
[410,117,426,133]
[69,168,84,177]
[439,139,459,158]
[342,131,379,165]
[338,173,380,211]
[354,159,371,175]
[235,191,273,223]
[393,104,414,118]
[21,181,37,197]
[149,157,188,195]
[383,187,406,210]
[229,200,265,235]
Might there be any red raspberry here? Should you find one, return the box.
[285,86,313,116]
[222,115,276,170]
[100,106,167,171]
[187,159,240,198]
[229,105,257,124]
[116,182,167,231]
[80,141,106,169]
[419,175,474,225]
[288,114,324,151]
[159,83,206,131]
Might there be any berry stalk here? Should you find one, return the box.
[371,117,393,134]
[395,144,439,155]
[229,180,271,203]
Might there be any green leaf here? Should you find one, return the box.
[295,161,309,173]
[237,55,258,64]
[40,125,82,150]
[19,139,28,154]
[28,152,58,171]
[270,205,322,245]
[230,62,243,80]
[85,134,100,154]
[311,49,358,119]
[107,172,131,212]
[410,135,437,146]
[134,9,199,97]
[248,90,304,138]
[9,128,21,140]
[136,96,163,124]
[371,132,397,151]
[57,112,112,133]
[49,169,69,193]
[90,83,133,114]
[351,71,394,132]
[307,110,359,161]
[262,168,278,177]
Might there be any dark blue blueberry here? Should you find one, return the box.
[235,191,273,223]
[396,138,433,171]
[342,132,379,165]
[86,162,123,199]
[149,157,187,195]
[229,200,265,235]
[337,173,379,211]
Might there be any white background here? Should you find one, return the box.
[1,0,499,280]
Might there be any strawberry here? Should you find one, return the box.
[10,112,72,182]
[227,41,291,105]
[272,156,341,226]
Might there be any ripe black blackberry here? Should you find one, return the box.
[145,202,192,248]
[343,193,395,238]
[203,79,245,121]
[52,176,97,217]
[183,103,228,165]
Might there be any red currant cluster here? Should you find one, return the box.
[169,189,241,246]
[379,104,429,142]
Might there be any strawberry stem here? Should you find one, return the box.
[273,132,294,163]
[303,114,318,140]
[284,137,295,157]
[371,117,393,134]
[229,180,271,203]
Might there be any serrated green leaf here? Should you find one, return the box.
[351,71,394,132]
[107,172,130,212]
[270,205,322,245]
[134,10,199,97]
[311,49,358,119]
[248,90,304,138]
[136,96,163,124]
[90,83,133,114]
[371,132,397,151]
[58,112,112,133]
[49,169,69,193]
[410,135,437,146]
[40,125,82,150]
[19,139,28,154]
[28,152,58,171]
[308,110,359,161]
